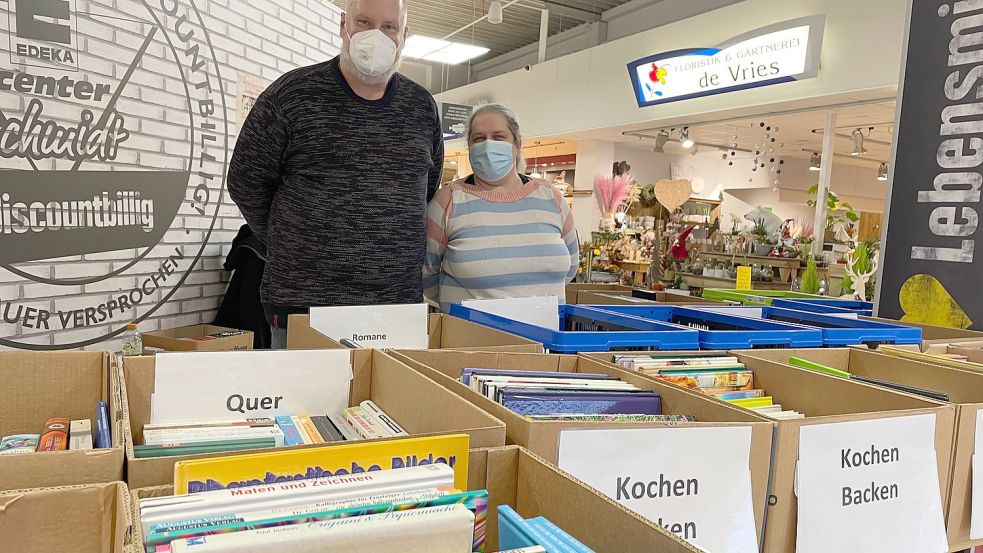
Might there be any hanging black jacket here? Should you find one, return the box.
[213,224,271,349]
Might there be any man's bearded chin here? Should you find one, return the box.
[339,46,403,86]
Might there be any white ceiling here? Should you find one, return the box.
[583,99,897,170]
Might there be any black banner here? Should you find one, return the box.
[878,0,983,330]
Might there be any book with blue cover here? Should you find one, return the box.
[460,368,615,386]
[498,505,593,553]
[496,389,662,416]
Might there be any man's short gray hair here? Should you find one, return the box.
[346,0,407,27]
[467,103,526,171]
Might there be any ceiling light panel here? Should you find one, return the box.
[402,34,490,65]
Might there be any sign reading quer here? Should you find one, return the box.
[628,15,824,108]
[309,304,430,349]
[558,426,758,553]
[795,414,948,553]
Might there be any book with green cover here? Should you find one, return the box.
[788,357,851,379]
[134,438,276,458]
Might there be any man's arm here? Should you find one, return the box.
[228,91,289,244]
[427,99,444,202]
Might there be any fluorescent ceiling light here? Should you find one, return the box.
[402,34,490,65]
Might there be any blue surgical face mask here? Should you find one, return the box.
[469,140,515,182]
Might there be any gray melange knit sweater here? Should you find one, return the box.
[228,57,443,308]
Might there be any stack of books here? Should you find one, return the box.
[461,368,694,422]
[136,400,406,458]
[0,400,111,454]
[139,463,486,552]
[613,354,805,420]
[499,505,592,552]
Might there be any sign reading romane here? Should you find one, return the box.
[0,0,229,349]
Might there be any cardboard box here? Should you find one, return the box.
[574,290,723,305]
[287,312,543,353]
[130,445,702,552]
[0,351,124,490]
[564,282,632,304]
[742,347,983,552]
[0,482,131,553]
[388,349,775,542]
[142,324,253,352]
[729,350,958,553]
[863,317,983,350]
[119,349,506,489]
[925,340,983,365]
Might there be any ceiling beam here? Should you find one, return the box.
[516,0,601,22]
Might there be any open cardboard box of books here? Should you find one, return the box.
[128,445,702,552]
[741,347,983,552]
[119,349,506,489]
[0,482,132,553]
[724,350,959,553]
[922,339,983,365]
[388,349,775,544]
[862,317,983,350]
[287,313,543,353]
[0,351,124,490]
[142,324,253,352]
[573,289,723,305]
[564,282,633,304]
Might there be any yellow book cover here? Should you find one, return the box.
[298,415,324,445]
[173,434,470,494]
[729,396,774,409]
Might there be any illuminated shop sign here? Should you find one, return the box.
[628,15,825,108]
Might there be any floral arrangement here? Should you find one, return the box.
[594,173,633,214]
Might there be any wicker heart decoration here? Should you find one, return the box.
[654,179,691,212]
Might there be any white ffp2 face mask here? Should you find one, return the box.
[348,29,398,77]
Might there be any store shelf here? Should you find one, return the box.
[676,272,792,291]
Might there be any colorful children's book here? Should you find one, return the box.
[172,434,470,493]
[0,434,39,455]
[134,438,277,458]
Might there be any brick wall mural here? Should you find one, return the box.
[0,0,342,350]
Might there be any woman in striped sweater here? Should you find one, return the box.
[423,104,580,312]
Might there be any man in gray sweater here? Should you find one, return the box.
[228,0,443,348]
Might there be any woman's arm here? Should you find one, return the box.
[550,185,581,281]
[423,187,452,303]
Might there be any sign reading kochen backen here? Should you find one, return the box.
[627,15,825,108]
[877,1,983,330]
[0,0,228,349]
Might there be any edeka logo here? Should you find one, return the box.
[0,0,228,350]
[7,0,80,71]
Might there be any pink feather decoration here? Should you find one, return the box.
[594,172,632,213]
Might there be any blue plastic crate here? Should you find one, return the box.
[447,304,700,353]
[770,298,874,316]
[580,305,825,349]
[682,305,921,347]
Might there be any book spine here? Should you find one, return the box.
[96,400,111,448]
[145,419,275,432]
[144,427,285,448]
[344,407,385,439]
[274,417,304,446]
[69,419,93,450]
[37,417,69,451]
[359,400,408,437]
[326,413,361,441]
[310,416,343,442]
[290,416,312,444]
[297,416,323,444]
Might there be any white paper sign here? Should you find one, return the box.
[151,349,353,424]
[971,409,983,539]
[796,414,948,553]
[700,307,764,318]
[309,303,429,349]
[558,426,758,553]
[461,296,559,330]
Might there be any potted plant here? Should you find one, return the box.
[750,218,773,256]
[800,255,821,294]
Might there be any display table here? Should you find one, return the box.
[676,272,793,291]
[698,251,803,283]
[614,259,651,286]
